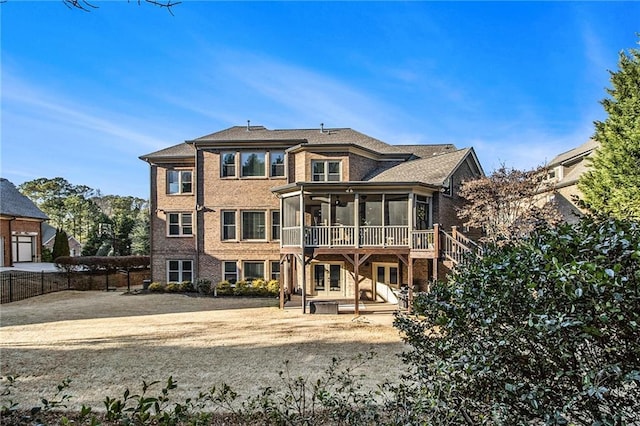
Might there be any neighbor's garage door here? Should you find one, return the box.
[12,235,34,262]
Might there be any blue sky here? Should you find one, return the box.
[1,1,638,199]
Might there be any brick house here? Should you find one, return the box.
[0,178,49,267]
[140,125,483,312]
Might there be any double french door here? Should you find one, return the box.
[312,263,344,296]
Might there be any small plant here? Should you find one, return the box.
[1,376,19,416]
[147,282,165,292]
[266,279,280,295]
[165,282,181,293]
[195,278,212,295]
[234,280,249,295]
[216,280,233,296]
[179,280,194,292]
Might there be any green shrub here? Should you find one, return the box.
[395,217,640,424]
[147,282,164,292]
[165,282,181,293]
[234,280,249,296]
[216,280,233,296]
[41,247,53,263]
[266,279,280,295]
[179,280,194,292]
[195,278,212,295]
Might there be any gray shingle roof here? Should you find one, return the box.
[139,143,194,161]
[0,178,49,220]
[191,126,399,154]
[549,139,599,166]
[367,148,474,185]
[390,144,457,158]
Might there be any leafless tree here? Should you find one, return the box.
[63,0,181,14]
[458,165,562,245]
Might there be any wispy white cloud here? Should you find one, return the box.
[217,53,406,134]
[2,71,170,152]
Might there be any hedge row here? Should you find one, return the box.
[54,256,150,270]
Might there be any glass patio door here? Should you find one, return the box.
[313,263,343,296]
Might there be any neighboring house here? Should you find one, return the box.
[42,223,83,257]
[545,139,599,224]
[0,178,49,267]
[140,125,484,312]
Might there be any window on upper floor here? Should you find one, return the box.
[221,152,236,177]
[167,170,192,194]
[312,160,341,182]
[270,151,286,177]
[222,211,236,240]
[271,210,280,240]
[443,177,453,197]
[242,211,266,240]
[241,152,266,177]
[167,212,193,236]
[168,260,193,283]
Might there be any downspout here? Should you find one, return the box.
[194,145,200,280]
[144,159,155,282]
[300,185,306,314]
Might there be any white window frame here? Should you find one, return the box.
[167,212,193,236]
[241,210,266,240]
[270,151,286,178]
[271,210,280,241]
[312,160,342,182]
[167,259,193,283]
[167,169,193,194]
[223,261,238,283]
[221,152,237,178]
[240,151,266,178]
[270,261,281,282]
[222,210,237,241]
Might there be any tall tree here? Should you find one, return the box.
[130,206,151,255]
[579,41,640,219]
[458,165,561,245]
[52,229,70,260]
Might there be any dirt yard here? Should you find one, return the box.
[0,291,407,411]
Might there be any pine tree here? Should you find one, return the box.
[579,41,640,219]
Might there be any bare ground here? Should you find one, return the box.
[0,291,407,411]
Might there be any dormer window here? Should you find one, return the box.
[312,160,341,182]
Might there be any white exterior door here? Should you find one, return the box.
[373,262,399,303]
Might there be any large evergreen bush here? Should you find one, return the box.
[395,217,640,424]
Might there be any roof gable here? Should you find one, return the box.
[367,148,482,186]
[0,178,49,220]
[549,139,599,166]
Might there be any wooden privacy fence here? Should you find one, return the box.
[0,271,70,304]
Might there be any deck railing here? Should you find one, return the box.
[283,225,434,249]
[412,230,435,250]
